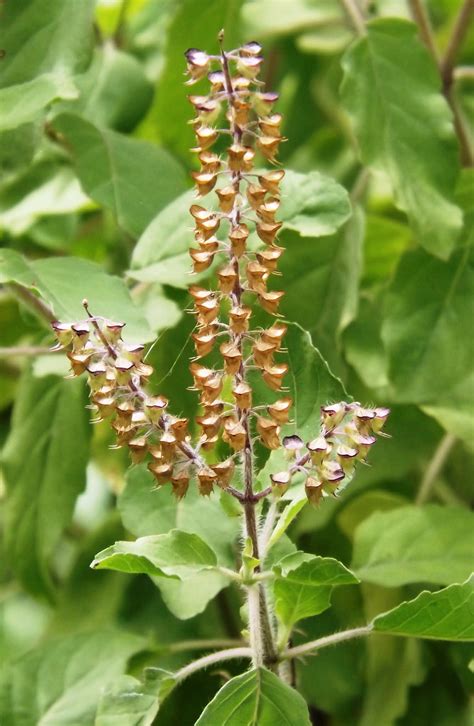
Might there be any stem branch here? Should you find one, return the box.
[416,433,457,505]
[282,625,372,660]
[174,647,253,683]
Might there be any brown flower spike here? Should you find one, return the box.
[51,38,389,507]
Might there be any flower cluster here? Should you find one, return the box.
[50,38,390,508]
[271,402,390,504]
[186,39,291,457]
[51,310,217,499]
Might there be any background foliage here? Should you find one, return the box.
[0,0,473,724]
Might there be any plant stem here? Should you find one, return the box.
[441,0,474,88]
[0,346,59,357]
[409,0,474,165]
[166,639,244,654]
[282,624,373,660]
[340,0,366,36]
[7,283,57,324]
[219,36,278,672]
[408,0,440,62]
[416,433,457,505]
[174,646,253,683]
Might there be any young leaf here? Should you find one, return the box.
[91,529,218,579]
[373,577,474,641]
[195,667,311,726]
[0,629,144,726]
[273,554,359,627]
[267,492,308,550]
[341,18,462,258]
[53,113,186,238]
[352,505,474,587]
[0,249,154,342]
[1,370,90,597]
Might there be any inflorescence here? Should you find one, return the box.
[50,38,389,505]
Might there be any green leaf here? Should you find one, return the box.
[0,630,144,726]
[242,0,343,39]
[373,577,474,641]
[1,369,90,597]
[279,205,362,370]
[152,0,242,162]
[0,161,89,236]
[91,529,218,579]
[129,170,351,286]
[95,668,171,726]
[267,492,308,550]
[0,0,95,129]
[256,323,347,489]
[54,46,153,132]
[119,466,240,618]
[360,585,427,726]
[272,323,348,440]
[273,554,359,627]
[0,75,79,132]
[278,170,351,237]
[195,667,311,726]
[352,505,474,587]
[341,18,462,258]
[0,249,154,342]
[382,244,474,442]
[53,113,186,238]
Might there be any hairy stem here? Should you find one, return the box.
[7,283,57,324]
[340,0,366,36]
[282,624,373,660]
[174,646,253,683]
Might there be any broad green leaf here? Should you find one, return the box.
[343,293,389,392]
[129,189,195,286]
[273,554,359,627]
[242,0,343,38]
[91,529,218,579]
[54,46,153,132]
[119,466,240,618]
[279,205,362,370]
[278,170,351,237]
[0,162,89,236]
[95,668,171,726]
[152,0,242,162]
[269,322,348,440]
[0,0,95,129]
[341,18,462,258]
[352,505,474,587]
[373,577,474,641]
[362,213,412,286]
[256,323,347,489]
[0,75,78,131]
[0,249,154,342]
[53,113,186,238]
[360,585,426,726]
[1,369,90,597]
[129,170,350,286]
[382,244,474,442]
[195,667,311,726]
[297,26,353,55]
[0,630,144,726]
